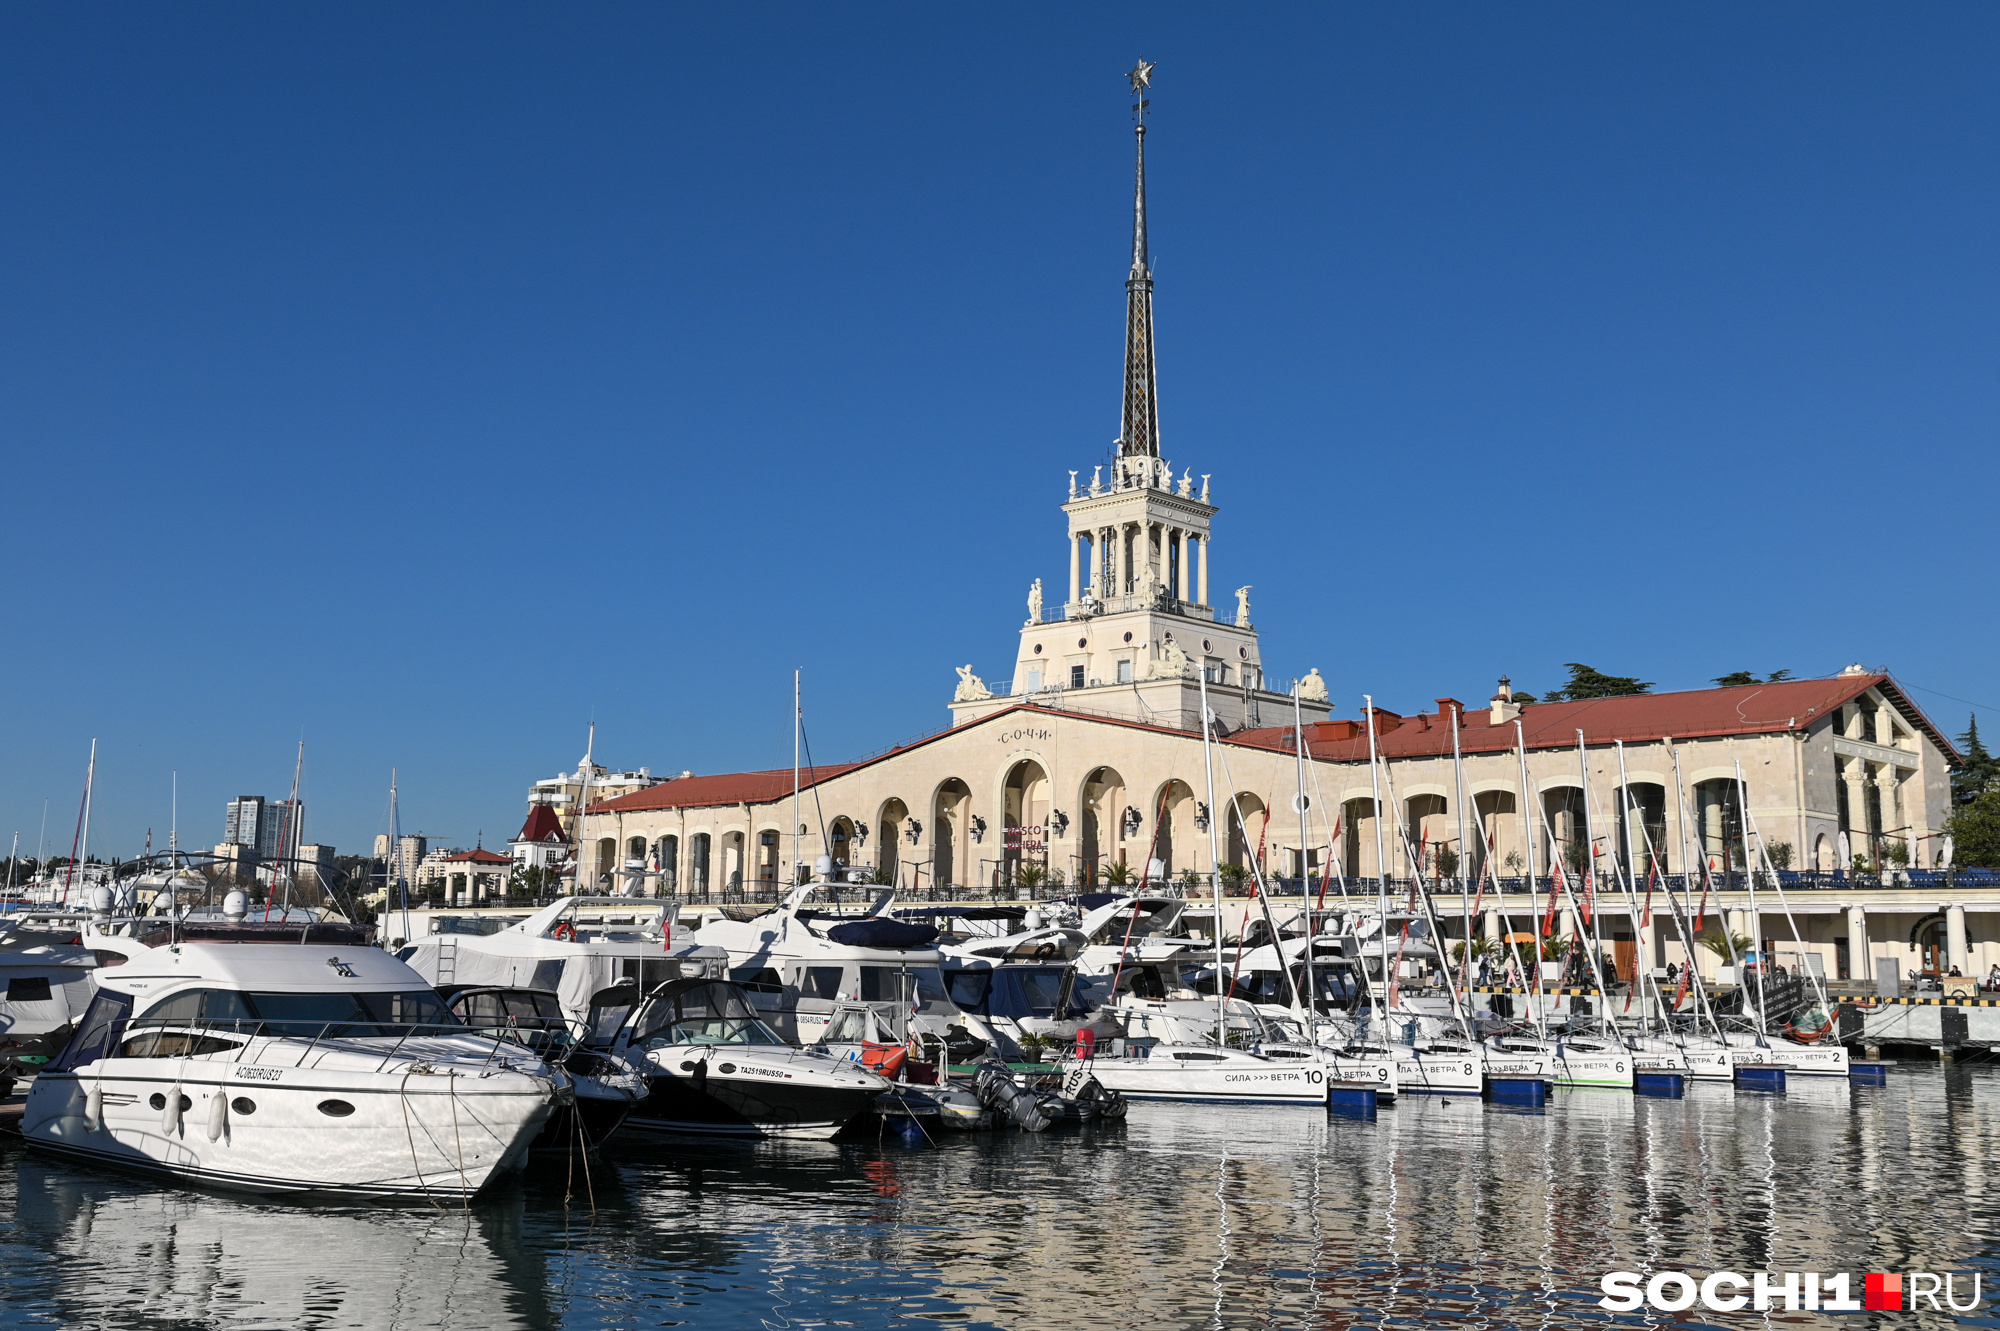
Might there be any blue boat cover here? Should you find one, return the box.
[825,918,939,949]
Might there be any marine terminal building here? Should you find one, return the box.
[576,90,1976,992]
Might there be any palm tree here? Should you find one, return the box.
[1698,930,1754,962]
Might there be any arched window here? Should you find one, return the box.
[689,834,712,896]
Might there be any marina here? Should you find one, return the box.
[3,1064,1997,1328]
[3,8,1998,1327]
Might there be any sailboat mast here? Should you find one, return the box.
[793,669,802,887]
[1513,720,1549,1041]
[1293,682,1313,1027]
[70,739,97,904]
[1575,730,1614,1036]
[1450,705,1470,985]
[1197,671,1226,1045]
[1363,696,1390,1013]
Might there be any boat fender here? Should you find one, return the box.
[1072,1029,1096,1062]
[207,1091,228,1142]
[84,1083,103,1132]
[162,1085,184,1136]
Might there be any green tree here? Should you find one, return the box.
[1699,930,1755,962]
[1954,714,1999,805]
[1542,664,1654,702]
[1103,860,1134,886]
[1714,669,1795,687]
[1946,789,2000,869]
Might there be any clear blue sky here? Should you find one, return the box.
[3,5,1996,861]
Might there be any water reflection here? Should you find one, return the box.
[1,1067,1997,1329]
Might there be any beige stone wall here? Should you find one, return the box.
[583,700,1955,896]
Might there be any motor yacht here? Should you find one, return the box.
[687,882,964,1045]
[438,985,642,1150]
[607,977,889,1139]
[394,896,728,1038]
[21,938,561,1199]
[0,918,102,1076]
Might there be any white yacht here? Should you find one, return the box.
[1085,1043,1331,1105]
[687,882,960,1045]
[22,939,561,1199]
[607,977,889,1138]
[0,917,102,1077]
[393,896,728,1038]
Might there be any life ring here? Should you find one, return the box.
[551,920,577,941]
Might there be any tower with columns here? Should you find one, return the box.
[949,63,1330,735]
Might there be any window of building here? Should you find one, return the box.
[1116,659,1132,683]
[1070,665,1086,689]
[1026,668,1042,692]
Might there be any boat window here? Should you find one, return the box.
[945,970,991,1009]
[1172,1051,1227,1062]
[729,967,784,994]
[908,967,950,1008]
[823,1008,872,1044]
[238,989,457,1037]
[618,958,683,996]
[801,967,844,1000]
[1015,969,1066,1017]
[119,1029,243,1058]
[633,982,786,1048]
[455,992,509,1024]
[7,976,53,1003]
[858,967,905,1003]
[46,990,133,1071]
[132,988,256,1027]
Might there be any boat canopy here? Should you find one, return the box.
[825,918,939,950]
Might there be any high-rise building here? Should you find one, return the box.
[224,796,267,849]
[392,834,427,889]
[225,796,304,861]
[261,799,303,860]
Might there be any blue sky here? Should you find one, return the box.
[3,5,1996,860]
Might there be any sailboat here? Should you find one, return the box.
[1084,672,1334,1105]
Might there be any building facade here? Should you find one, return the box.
[576,81,1975,991]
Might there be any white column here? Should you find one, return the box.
[1115,523,1129,597]
[1068,533,1081,605]
[1483,908,1503,943]
[1196,535,1208,606]
[1177,528,1192,603]
[1948,903,1968,972]
[1847,905,1868,983]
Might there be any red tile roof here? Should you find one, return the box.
[513,804,567,845]
[588,674,1960,818]
[590,764,867,814]
[441,847,514,865]
[1232,673,1960,765]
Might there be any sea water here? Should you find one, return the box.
[3,1063,1997,1329]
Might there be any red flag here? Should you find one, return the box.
[1541,857,1563,938]
[1640,862,1656,929]
[1694,873,1710,934]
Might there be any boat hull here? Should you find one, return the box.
[22,1063,554,1201]
[1736,1042,1851,1078]
[1088,1049,1330,1105]
[624,1053,886,1140]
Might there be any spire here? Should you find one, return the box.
[1119,59,1160,459]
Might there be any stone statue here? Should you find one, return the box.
[1026,578,1044,624]
[1134,561,1159,603]
[1298,667,1329,703]
[954,665,993,702]
[1201,474,1211,502]
[1068,470,1078,499]
[1146,638,1195,680]
[1178,469,1192,497]
[1234,585,1252,627]
[1090,466,1103,495]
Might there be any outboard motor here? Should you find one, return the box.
[972,1058,1058,1132]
